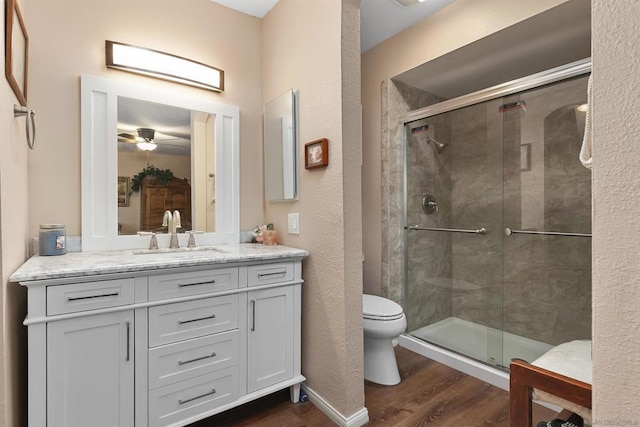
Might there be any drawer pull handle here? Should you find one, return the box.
[251,300,256,332]
[257,271,286,278]
[178,314,216,325]
[178,280,216,288]
[178,352,217,366]
[126,321,131,362]
[67,292,119,301]
[178,388,216,405]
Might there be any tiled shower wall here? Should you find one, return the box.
[449,98,505,331]
[404,114,453,331]
[382,75,591,346]
[381,79,447,330]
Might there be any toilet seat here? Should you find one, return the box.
[363,294,404,321]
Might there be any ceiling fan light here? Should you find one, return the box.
[137,141,158,151]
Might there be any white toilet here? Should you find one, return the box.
[362,294,407,385]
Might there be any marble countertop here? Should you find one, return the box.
[10,244,309,283]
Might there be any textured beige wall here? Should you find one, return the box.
[5,1,260,425]
[26,0,264,238]
[262,0,365,418]
[1,0,31,424]
[592,1,640,423]
[361,0,572,295]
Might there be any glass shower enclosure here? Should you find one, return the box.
[402,63,591,368]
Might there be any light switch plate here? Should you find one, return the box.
[288,213,300,234]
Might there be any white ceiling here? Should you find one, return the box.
[208,0,279,18]
[360,0,455,52]
[207,0,452,52]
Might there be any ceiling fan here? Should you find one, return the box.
[118,128,189,152]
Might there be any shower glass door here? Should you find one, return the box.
[404,97,506,366]
[403,70,591,369]
[500,75,591,364]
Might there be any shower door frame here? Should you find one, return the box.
[400,58,592,366]
[399,59,591,128]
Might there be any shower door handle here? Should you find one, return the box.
[504,227,591,237]
[407,225,487,235]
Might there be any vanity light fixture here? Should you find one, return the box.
[105,41,224,92]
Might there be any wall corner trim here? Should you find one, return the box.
[302,383,369,427]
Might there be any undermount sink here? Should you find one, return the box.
[133,246,229,255]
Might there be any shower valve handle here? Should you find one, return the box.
[422,194,438,214]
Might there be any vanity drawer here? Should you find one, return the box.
[148,330,239,389]
[148,267,239,301]
[247,261,294,287]
[149,295,238,347]
[47,278,135,315]
[149,366,238,427]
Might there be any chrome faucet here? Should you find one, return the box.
[137,231,158,250]
[186,230,204,248]
[172,210,181,233]
[162,210,182,248]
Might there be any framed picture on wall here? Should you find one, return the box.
[118,177,130,207]
[304,138,329,169]
[5,0,29,106]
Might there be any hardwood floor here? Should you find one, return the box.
[193,346,557,426]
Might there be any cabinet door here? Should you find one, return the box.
[247,286,294,392]
[47,311,134,427]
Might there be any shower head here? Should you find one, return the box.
[427,138,449,154]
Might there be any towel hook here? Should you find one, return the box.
[14,105,36,150]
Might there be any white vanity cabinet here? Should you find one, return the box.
[47,310,135,427]
[12,245,308,427]
[247,286,295,393]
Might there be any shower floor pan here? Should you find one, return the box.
[403,317,554,391]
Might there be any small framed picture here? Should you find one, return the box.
[118,176,130,207]
[304,138,328,169]
[5,0,29,106]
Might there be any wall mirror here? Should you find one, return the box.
[81,75,239,251]
[264,89,298,201]
[117,97,217,236]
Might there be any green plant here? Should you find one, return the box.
[130,165,174,192]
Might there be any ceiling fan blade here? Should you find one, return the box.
[158,143,189,149]
[118,133,138,143]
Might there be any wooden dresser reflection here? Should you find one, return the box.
[140,176,192,232]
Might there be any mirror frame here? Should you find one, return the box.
[81,75,239,251]
[264,89,298,201]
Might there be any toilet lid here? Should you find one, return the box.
[363,294,404,319]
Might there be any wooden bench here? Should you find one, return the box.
[510,340,592,427]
